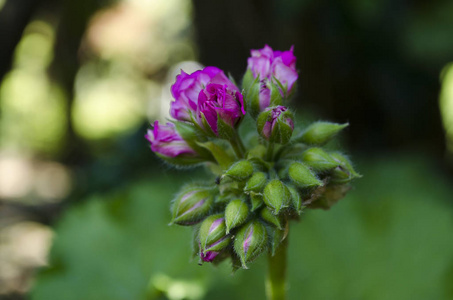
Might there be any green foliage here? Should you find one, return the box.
[31,155,453,300]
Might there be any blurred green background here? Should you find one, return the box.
[0,0,453,299]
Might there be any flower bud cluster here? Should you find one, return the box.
[146,45,360,270]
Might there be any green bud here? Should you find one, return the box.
[263,179,291,214]
[260,207,283,229]
[224,160,254,181]
[301,147,339,172]
[225,199,249,233]
[244,172,267,193]
[288,161,323,188]
[297,121,348,145]
[199,214,230,252]
[329,152,362,184]
[250,192,264,211]
[286,184,303,214]
[171,186,214,225]
[234,221,268,268]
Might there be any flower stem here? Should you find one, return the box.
[266,142,274,161]
[266,237,288,300]
[230,132,246,159]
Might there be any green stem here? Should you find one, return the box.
[230,132,245,159]
[266,142,275,161]
[266,237,288,300]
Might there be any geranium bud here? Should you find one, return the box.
[199,249,220,263]
[297,121,348,145]
[250,192,264,212]
[288,161,323,189]
[198,82,245,138]
[199,214,230,252]
[301,147,339,172]
[170,67,224,122]
[146,121,201,165]
[246,45,298,100]
[260,207,283,229]
[225,199,249,233]
[224,160,254,181]
[234,221,268,268]
[257,106,294,144]
[171,186,214,225]
[329,152,362,184]
[244,172,267,193]
[263,179,291,215]
[286,184,303,214]
[246,77,283,118]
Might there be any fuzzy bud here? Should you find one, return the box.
[250,192,264,212]
[288,161,323,188]
[297,122,348,145]
[234,221,268,268]
[224,160,254,181]
[329,152,362,184]
[263,179,291,215]
[260,207,283,229]
[301,148,339,172]
[199,214,230,252]
[225,199,249,233]
[286,184,303,214]
[244,172,268,193]
[171,186,214,225]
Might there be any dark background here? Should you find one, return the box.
[1,0,453,299]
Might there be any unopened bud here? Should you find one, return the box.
[263,179,291,214]
[234,221,268,268]
[288,161,323,188]
[224,160,254,181]
[301,148,339,172]
[286,184,303,214]
[329,152,362,184]
[257,106,294,144]
[171,186,214,225]
[199,214,230,253]
[297,121,348,145]
[250,192,264,211]
[260,207,283,229]
[225,199,249,233]
[244,172,267,193]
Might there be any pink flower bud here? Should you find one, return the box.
[247,45,298,104]
[145,121,197,158]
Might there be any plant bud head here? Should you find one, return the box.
[260,207,283,229]
[244,172,268,193]
[329,152,362,184]
[171,186,215,225]
[297,121,348,145]
[234,221,268,268]
[263,179,291,214]
[301,147,339,172]
[199,214,230,252]
[224,160,254,181]
[225,199,249,233]
[288,161,323,188]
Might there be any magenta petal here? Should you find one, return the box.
[146,121,197,158]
